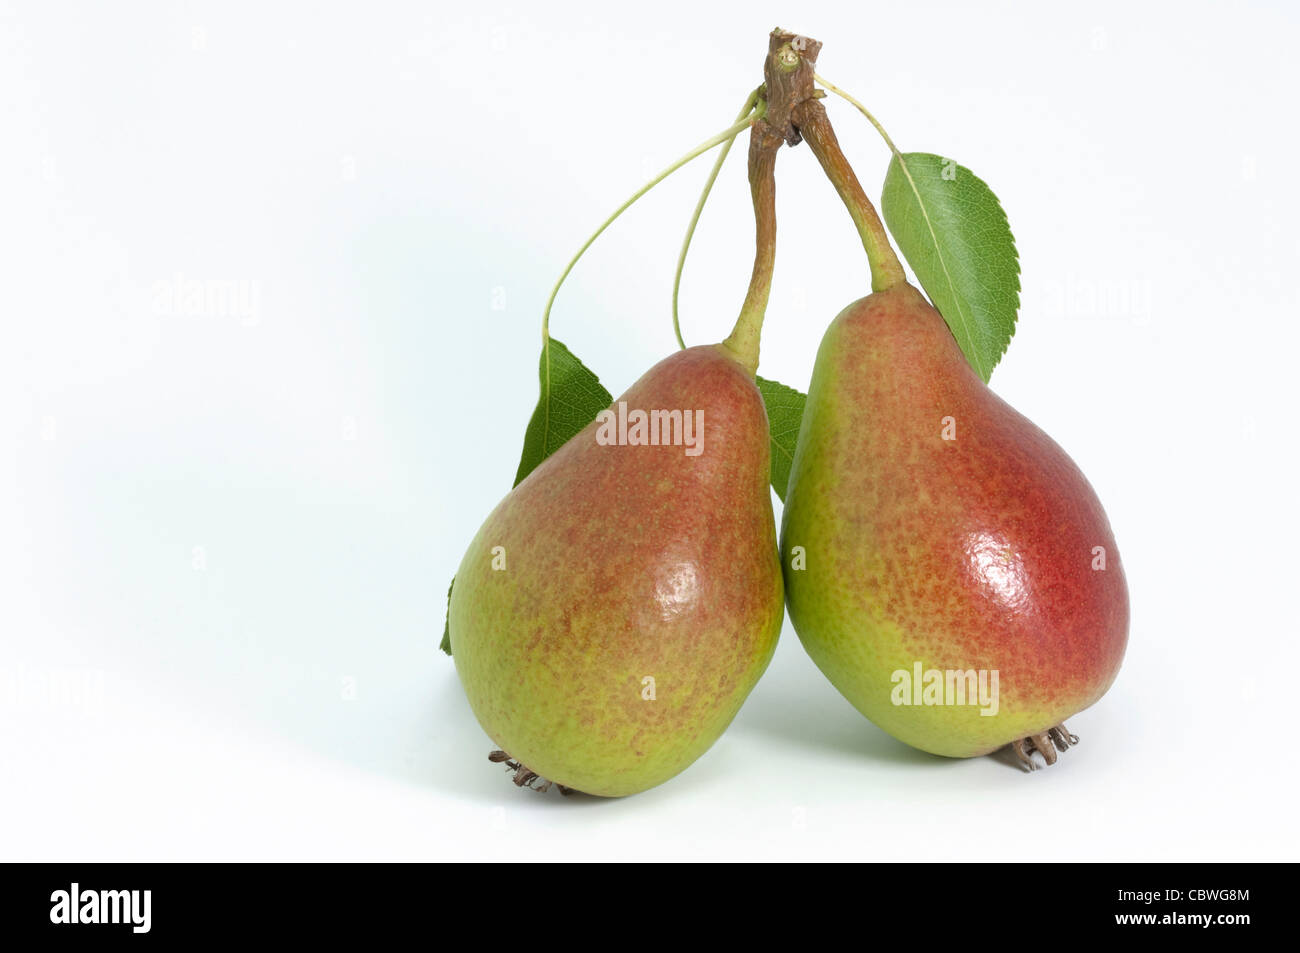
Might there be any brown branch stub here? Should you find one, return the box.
[758,29,822,147]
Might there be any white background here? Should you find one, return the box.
[3,1,1297,861]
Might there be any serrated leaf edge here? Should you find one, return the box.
[889,152,990,380]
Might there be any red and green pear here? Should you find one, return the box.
[449,345,784,796]
[780,283,1129,764]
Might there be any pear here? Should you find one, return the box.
[449,343,784,796]
[448,42,807,795]
[780,283,1129,764]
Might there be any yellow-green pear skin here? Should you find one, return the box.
[780,286,1129,758]
[449,345,784,797]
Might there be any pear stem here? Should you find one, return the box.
[673,86,764,350]
[792,98,906,292]
[721,122,782,375]
[719,28,825,374]
[539,112,759,344]
[814,73,902,156]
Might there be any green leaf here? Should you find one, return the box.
[880,152,1020,381]
[756,376,806,501]
[513,337,614,486]
[439,577,454,655]
[443,337,612,657]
